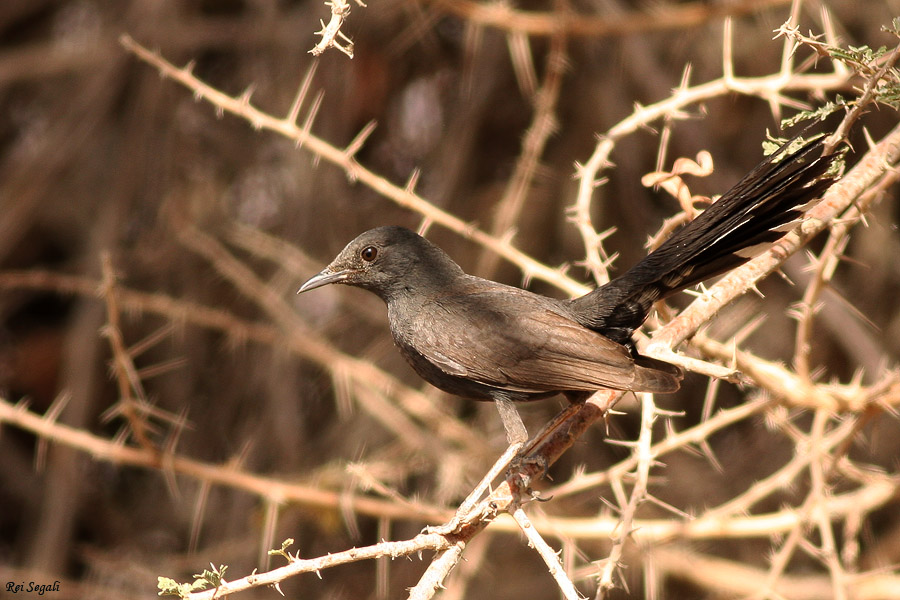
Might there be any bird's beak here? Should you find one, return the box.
[297,268,352,293]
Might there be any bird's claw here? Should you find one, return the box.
[506,454,550,487]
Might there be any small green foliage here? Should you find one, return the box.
[195,565,228,588]
[827,44,890,71]
[776,22,900,135]
[268,538,296,563]
[157,577,206,598]
[781,97,847,129]
[877,85,900,109]
[762,130,825,158]
[762,129,789,155]
[824,147,849,178]
[887,17,900,37]
[158,564,228,598]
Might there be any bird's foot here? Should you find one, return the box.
[507,453,549,486]
[505,453,551,503]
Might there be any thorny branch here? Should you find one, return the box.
[309,0,363,58]
[2,4,899,600]
[116,26,900,597]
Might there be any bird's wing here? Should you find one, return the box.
[409,285,667,394]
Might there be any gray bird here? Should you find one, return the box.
[299,136,838,444]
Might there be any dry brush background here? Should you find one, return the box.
[2,0,900,599]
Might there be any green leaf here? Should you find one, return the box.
[268,538,296,562]
[157,565,227,598]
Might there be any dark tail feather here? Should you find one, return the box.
[568,135,840,343]
[637,136,837,296]
[632,355,684,392]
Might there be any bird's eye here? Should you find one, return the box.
[361,246,378,262]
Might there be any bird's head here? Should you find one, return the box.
[298,226,464,302]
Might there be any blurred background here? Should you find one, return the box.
[1,1,899,598]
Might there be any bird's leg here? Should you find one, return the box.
[495,395,529,446]
[425,397,528,535]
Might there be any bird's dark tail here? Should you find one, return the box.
[567,135,841,345]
